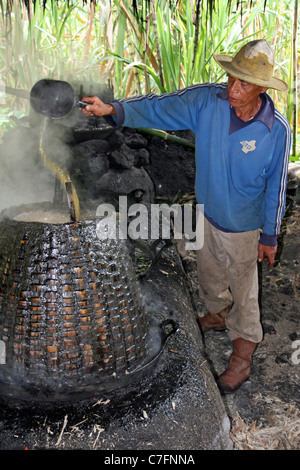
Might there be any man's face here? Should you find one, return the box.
[227,74,268,108]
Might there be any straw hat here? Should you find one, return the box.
[213,39,288,92]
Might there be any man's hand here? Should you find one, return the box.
[258,242,277,268]
[80,96,116,118]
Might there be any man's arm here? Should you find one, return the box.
[258,116,291,268]
[81,85,214,132]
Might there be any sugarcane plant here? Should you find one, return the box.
[0,0,298,160]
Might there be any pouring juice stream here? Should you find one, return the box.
[39,118,80,222]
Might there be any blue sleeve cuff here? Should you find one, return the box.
[104,100,125,128]
[259,233,278,246]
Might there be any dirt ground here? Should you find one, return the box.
[138,128,300,450]
[181,192,300,450]
[0,126,298,450]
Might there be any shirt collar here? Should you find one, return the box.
[217,86,275,133]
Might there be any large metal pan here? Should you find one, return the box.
[30,79,88,119]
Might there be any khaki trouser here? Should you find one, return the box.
[196,217,263,344]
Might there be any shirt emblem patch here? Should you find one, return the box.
[240,140,256,154]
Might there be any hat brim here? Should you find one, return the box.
[213,53,289,92]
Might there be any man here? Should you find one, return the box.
[81,39,291,393]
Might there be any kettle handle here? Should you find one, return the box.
[76,100,89,109]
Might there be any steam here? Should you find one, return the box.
[0,78,115,218]
[0,117,75,217]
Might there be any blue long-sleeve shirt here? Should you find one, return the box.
[109,83,291,246]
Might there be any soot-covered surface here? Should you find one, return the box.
[0,245,232,450]
[0,118,298,450]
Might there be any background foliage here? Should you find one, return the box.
[0,0,299,159]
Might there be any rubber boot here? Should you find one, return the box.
[197,304,232,333]
[217,338,257,394]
